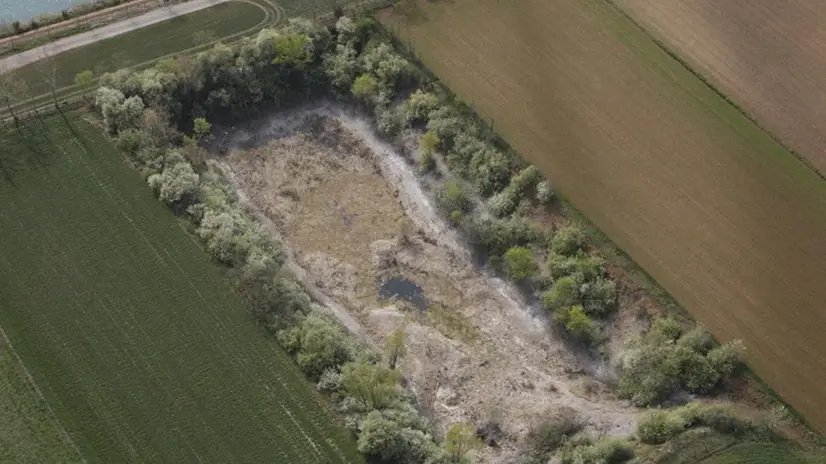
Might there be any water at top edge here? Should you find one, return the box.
[0,0,94,24]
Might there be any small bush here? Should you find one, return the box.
[503,246,538,280]
[527,408,584,456]
[551,224,586,256]
[536,180,554,204]
[437,181,471,215]
[637,409,687,444]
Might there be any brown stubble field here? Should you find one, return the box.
[614,0,826,176]
[381,0,826,432]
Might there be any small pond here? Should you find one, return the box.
[379,277,428,311]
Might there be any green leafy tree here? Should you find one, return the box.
[556,305,595,342]
[74,69,94,103]
[385,328,407,370]
[420,130,440,154]
[445,423,482,463]
[193,117,212,141]
[273,33,312,68]
[503,246,538,280]
[542,276,579,310]
[341,361,401,409]
[351,73,378,101]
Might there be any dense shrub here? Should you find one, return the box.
[580,277,617,316]
[555,437,635,464]
[551,224,586,256]
[437,181,471,216]
[637,409,687,444]
[472,217,541,257]
[510,165,541,195]
[426,106,466,150]
[637,402,759,446]
[278,311,354,380]
[402,90,440,126]
[341,361,401,409]
[486,188,519,218]
[547,252,606,281]
[618,317,745,406]
[360,42,412,92]
[147,161,200,205]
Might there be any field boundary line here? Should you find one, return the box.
[601,0,826,182]
[0,322,87,463]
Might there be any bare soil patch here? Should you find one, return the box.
[219,105,638,462]
[382,0,826,434]
[614,0,826,176]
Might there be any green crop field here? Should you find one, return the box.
[705,443,826,464]
[0,114,362,463]
[0,327,83,463]
[6,1,270,103]
[381,0,826,433]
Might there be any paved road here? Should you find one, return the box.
[0,0,230,74]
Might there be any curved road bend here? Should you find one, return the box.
[0,0,231,74]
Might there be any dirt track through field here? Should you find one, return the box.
[613,0,826,176]
[382,0,826,433]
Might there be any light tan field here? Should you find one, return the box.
[382,0,826,433]
[614,0,826,176]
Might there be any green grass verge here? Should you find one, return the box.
[0,113,362,463]
[8,1,266,102]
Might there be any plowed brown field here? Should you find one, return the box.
[614,0,826,176]
[382,0,826,432]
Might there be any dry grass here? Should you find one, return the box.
[613,0,826,176]
[382,0,826,434]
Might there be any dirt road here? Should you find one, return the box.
[0,0,230,73]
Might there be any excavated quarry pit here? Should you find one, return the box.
[214,102,639,462]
